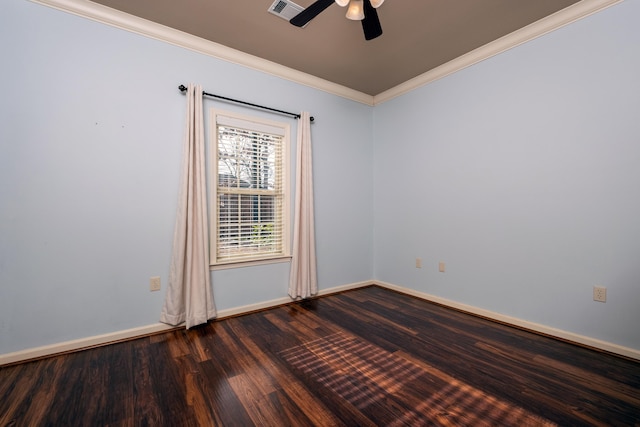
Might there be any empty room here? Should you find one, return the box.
[1,0,639,425]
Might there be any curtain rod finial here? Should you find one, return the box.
[178,84,187,92]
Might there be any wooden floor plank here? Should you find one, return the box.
[1,285,639,426]
[228,320,346,427]
[131,338,165,425]
[197,359,255,427]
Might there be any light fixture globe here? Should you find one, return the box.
[345,0,364,20]
[290,0,384,40]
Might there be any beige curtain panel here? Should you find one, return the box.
[289,112,318,299]
[161,83,217,328]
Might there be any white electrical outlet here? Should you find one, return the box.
[150,276,161,292]
[416,258,422,268]
[593,286,606,302]
[439,261,446,273]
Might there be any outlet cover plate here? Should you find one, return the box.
[439,261,446,273]
[150,276,161,292]
[593,286,606,302]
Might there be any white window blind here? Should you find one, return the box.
[211,111,290,265]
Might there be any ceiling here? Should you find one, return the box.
[89,0,581,96]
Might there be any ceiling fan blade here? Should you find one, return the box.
[361,0,383,40]
[290,0,335,27]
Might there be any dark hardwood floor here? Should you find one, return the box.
[1,285,639,426]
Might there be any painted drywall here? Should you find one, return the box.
[373,0,640,350]
[3,0,638,358]
[0,0,373,354]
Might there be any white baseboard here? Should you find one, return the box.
[214,280,374,319]
[374,280,640,361]
[0,280,373,366]
[4,279,637,365]
[0,323,177,366]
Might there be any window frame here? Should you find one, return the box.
[209,109,291,268]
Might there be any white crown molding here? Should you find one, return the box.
[374,0,623,105]
[28,0,620,106]
[28,0,375,106]
[374,281,640,361]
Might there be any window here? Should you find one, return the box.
[210,110,290,266]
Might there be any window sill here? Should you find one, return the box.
[210,256,292,271]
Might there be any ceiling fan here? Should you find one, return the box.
[290,0,385,40]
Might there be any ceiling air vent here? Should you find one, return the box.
[268,0,304,21]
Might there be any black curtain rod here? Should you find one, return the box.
[178,85,314,122]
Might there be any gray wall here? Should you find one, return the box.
[373,0,640,350]
[0,0,374,354]
[2,0,638,356]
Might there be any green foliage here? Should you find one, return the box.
[251,223,274,246]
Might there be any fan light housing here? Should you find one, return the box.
[345,0,364,20]
[290,0,383,40]
[336,0,384,6]
[336,0,384,21]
